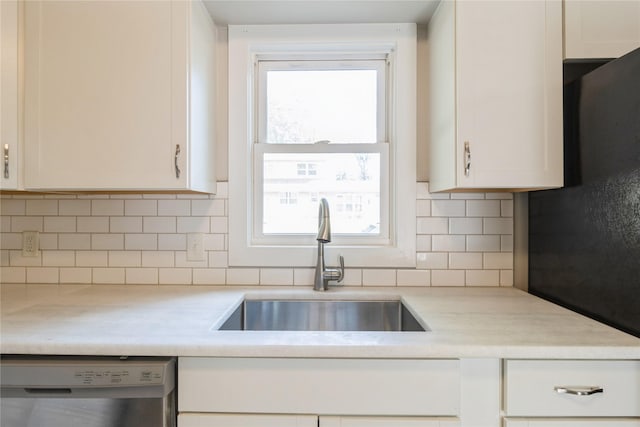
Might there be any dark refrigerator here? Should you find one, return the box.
[529,47,640,338]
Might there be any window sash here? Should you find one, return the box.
[252,143,390,246]
[256,59,388,145]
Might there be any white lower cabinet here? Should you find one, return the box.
[178,414,460,427]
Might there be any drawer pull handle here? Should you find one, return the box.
[554,386,603,396]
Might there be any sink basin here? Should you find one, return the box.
[218,299,428,332]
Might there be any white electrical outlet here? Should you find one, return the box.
[186,233,205,261]
[22,231,40,257]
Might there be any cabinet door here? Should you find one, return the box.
[564,0,640,59]
[1,0,19,190]
[321,416,460,427]
[455,0,563,190]
[23,0,187,191]
[179,414,317,427]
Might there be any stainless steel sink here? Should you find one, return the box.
[218,300,428,332]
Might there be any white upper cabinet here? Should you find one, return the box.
[428,0,563,192]
[564,0,640,59]
[23,0,216,193]
[1,0,21,191]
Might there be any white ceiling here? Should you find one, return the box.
[202,1,440,25]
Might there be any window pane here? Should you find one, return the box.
[263,153,381,234]
[266,69,378,144]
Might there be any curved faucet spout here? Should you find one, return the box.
[317,198,331,243]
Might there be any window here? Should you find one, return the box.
[229,24,417,267]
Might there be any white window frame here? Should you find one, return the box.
[229,24,416,268]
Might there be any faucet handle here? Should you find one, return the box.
[337,255,344,283]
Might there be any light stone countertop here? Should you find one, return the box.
[1,284,639,359]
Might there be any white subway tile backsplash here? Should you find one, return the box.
[483,252,513,269]
[143,217,176,233]
[109,251,141,267]
[417,217,448,234]
[92,234,124,250]
[449,217,482,235]
[1,183,513,287]
[293,268,315,286]
[174,252,208,268]
[26,267,58,283]
[125,234,157,250]
[59,234,91,250]
[39,233,58,250]
[501,200,514,217]
[26,200,58,216]
[432,235,466,252]
[77,217,109,233]
[417,252,448,269]
[210,217,228,233]
[341,268,362,286]
[203,234,225,251]
[416,235,432,252]
[177,217,209,233]
[397,269,430,287]
[466,270,500,287]
[227,268,260,285]
[158,234,186,251]
[92,200,124,216]
[11,216,43,232]
[159,268,191,285]
[362,269,396,286]
[0,199,25,215]
[416,199,431,217]
[260,268,294,285]
[1,266,25,283]
[125,200,157,216]
[208,251,228,268]
[142,251,174,268]
[76,251,108,267]
[60,267,92,284]
[44,217,76,233]
[158,200,190,216]
[431,270,465,286]
[483,218,513,235]
[449,253,482,270]
[193,268,225,285]
[9,251,41,266]
[126,268,158,285]
[110,217,142,233]
[192,199,225,216]
[431,200,466,217]
[42,251,75,267]
[466,200,500,217]
[466,235,501,252]
[59,200,91,216]
[500,270,514,286]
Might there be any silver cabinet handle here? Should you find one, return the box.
[464,141,471,177]
[4,144,9,179]
[554,386,604,396]
[174,144,181,179]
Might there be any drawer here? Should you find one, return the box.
[179,357,460,416]
[504,419,640,427]
[504,360,640,417]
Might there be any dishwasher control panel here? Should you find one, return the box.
[73,365,164,386]
[0,357,173,388]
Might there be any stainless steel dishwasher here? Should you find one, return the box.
[0,356,176,427]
